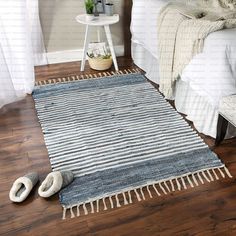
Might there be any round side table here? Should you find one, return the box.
[76,14,119,72]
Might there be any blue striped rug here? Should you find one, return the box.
[33,72,232,219]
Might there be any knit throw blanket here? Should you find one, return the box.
[157,0,236,99]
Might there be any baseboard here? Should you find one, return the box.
[46,45,124,64]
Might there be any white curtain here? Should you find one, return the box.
[0,0,47,109]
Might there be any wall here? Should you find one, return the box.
[39,0,124,63]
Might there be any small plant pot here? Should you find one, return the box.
[88,57,113,71]
[105,3,114,16]
[86,14,94,21]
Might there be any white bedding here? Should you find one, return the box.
[181,28,236,108]
[131,0,236,105]
[131,0,172,58]
[131,0,236,137]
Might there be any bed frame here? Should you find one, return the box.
[123,0,133,57]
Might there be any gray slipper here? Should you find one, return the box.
[38,171,74,198]
[9,172,39,203]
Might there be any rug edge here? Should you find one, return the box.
[61,165,232,220]
[35,68,142,87]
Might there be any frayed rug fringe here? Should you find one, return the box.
[35,68,142,86]
[62,165,233,220]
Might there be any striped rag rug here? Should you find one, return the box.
[33,72,232,219]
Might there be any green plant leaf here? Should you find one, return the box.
[85,0,94,14]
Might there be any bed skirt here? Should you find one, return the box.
[131,42,236,138]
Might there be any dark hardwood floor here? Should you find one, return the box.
[1,57,236,236]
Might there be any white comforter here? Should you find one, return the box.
[181,28,236,107]
[131,0,236,107]
[131,0,171,58]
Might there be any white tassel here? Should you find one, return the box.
[218,168,225,178]
[197,172,204,184]
[70,207,75,218]
[186,175,194,187]
[109,196,114,208]
[62,207,67,220]
[134,189,142,201]
[207,170,214,181]
[128,190,133,203]
[192,174,199,186]
[96,199,99,213]
[123,192,129,205]
[83,203,88,215]
[202,171,211,182]
[159,182,167,195]
[152,184,161,196]
[116,194,121,207]
[164,181,171,192]
[77,205,80,217]
[175,178,181,191]
[181,177,187,190]
[224,166,233,178]
[90,202,95,213]
[103,197,108,210]
[170,179,175,192]
[147,185,153,198]
[212,169,219,180]
[140,187,146,200]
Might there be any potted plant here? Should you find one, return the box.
[85,0,94,21]
[87,46,112,71]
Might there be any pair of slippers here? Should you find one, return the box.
[9,171,74,203]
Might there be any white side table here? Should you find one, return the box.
[76,14,119,72]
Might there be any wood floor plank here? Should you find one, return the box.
[0,57,236,236]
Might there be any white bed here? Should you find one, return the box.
[131,0,236,138]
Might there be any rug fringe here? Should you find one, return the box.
[61,166,233,220]
[35,68,142,86]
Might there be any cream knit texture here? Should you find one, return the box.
[157,1,236,99]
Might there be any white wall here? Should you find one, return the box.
[39,0,124,63]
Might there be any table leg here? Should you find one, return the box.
[97,27,101,42]
[81,25,90,72]
[104,25,119,71]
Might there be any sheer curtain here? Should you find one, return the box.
[0,0,47,109]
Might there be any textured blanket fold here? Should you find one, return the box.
[157,1,236,99]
